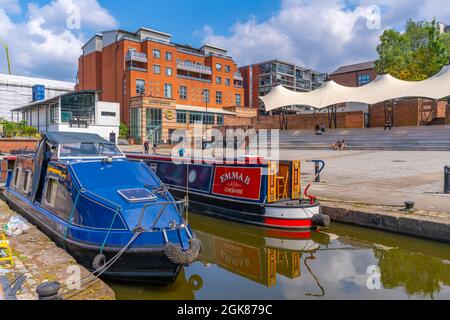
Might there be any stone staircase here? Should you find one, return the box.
[270,125,450,151]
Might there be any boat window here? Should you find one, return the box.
[118,188,157,203]
[45,177,58,207]
[59,142,124,159]
[23,170,31,192]
[14,168,20,187]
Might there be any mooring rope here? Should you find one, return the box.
[62,187,82,250]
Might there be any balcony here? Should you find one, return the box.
[234,72,243,81]
[176,60,212,75]
[126,51,148,63]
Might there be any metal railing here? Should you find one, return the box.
[126,51,148,62]
[176,60,212,74]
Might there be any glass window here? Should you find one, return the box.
[130,108,142,143]
[216,63,222,71]
[23,170,31,192]
[179,86,187,100]
[101,111,116,117]
[49,104,58,124]
[145,108,162,145]
[153,65,161,74]
[136,79,145,95]
[236,94,241,106]
[216,91,222,104]
[357,74,371,86]
[204,113,214,125]
[216,77,222,84]
[166,67,172,76]
[153,49,161,59]
[225,65,230,73]
[177,110,187,123]
[217,114,224,125]
[164,84,172,99]
[189,112,203,124]
[225,78,231,86]
[166,52,172,61]
[60,92,96,125]
[202,89,210,103]
[59,143,124,158]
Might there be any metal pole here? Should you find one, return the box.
[445,166,450,194]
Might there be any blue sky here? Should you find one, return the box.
[0,0,448,82]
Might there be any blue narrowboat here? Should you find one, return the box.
[2,132,200,284]
[127,154,330,230]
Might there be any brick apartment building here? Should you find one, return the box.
[239,60,326,115]
[329,61,449,128]
[76,27,255,144]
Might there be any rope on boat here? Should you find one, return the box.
[99,208,120,254]
[63,187,83,250]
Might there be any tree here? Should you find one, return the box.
[375,19,450,81]
[119,122,129,139]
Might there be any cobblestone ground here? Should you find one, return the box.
[0,199,115,300]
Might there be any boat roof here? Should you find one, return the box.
[45,132,112,145]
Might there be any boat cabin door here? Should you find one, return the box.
[30,138,54,203]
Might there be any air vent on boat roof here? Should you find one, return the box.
[118,188,157,203]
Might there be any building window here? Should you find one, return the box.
[225,78,231,86]
[153,65,161,74]
[358,74,371,86]
[216,63,222,71]
[130,108,142,143]
[177,110,187,123]
[225,65,230,73]
[236,94,241,106]
[216,77,222,85]
[216,91,222,104]
[204,113,214,125]
[179,86,187,100]
[166,67,172,76]
[153,49,161,59]
[49,105,58,124]
[136,79,145,95]
[166,52,172,61]
[164,84,172,99]
[189,112,203,124]
[217,114,224,125]
[60,92,95,125]
[202,89,210,103]
[101,111,116,117]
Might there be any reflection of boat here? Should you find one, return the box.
[188,213,330,288]
[127,154,330,230]
[1,133,199,284]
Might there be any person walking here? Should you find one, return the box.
[152,142,157,154]
[144,140,149,154]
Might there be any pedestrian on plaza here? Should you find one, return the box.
[384,121,392,131]
[320,123,326,133]
[152,142,157,154]
[144,140,149,154]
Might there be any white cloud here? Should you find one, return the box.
[0,0,117,80]
[202,0,450,73]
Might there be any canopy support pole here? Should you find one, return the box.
[327,105,337,129]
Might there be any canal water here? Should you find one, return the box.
[110,212,450,300]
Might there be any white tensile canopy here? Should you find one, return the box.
[260,65,450,112]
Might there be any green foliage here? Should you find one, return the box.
[0,118,39,137]
[119,122,129,139]
[376,19,450,81]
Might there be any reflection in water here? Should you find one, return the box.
[110,213,450,300]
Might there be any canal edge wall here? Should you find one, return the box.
[321,202,450,243]
[0,197,116,300]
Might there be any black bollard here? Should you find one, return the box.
[445,166,450,194]
[36,281,62,300]
[315,162,321,183]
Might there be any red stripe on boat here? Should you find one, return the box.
[264,218,313,228]
[265,229,312,239]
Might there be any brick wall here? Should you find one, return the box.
[254,111,364,130]
[0,139,39,153]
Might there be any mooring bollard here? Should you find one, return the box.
[445,166,450,194]
[36,281,62,300]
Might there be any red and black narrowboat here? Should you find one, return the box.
[126,154,330,230]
